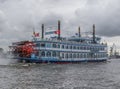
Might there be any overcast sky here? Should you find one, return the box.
[0,0,120,51]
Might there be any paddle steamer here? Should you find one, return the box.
[9,21,108,63]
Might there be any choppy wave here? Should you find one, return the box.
[0,59,120,89]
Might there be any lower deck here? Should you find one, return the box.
[16,57,108,63]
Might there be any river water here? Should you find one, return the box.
[0,58,120,89]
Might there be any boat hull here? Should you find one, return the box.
[16,57,107,63]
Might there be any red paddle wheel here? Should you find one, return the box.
[11,41,36,58]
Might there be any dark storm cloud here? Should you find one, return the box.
[0,0,7,3]
[41,13,63,26]
[70,0,120,37]
[0,0,120,49]
[97,0,120,37]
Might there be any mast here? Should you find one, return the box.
[58,20,61,40]
[93,24,96,43]
[42,24,44,39]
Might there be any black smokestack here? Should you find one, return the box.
[58,20,61,40]
[93,24,96,43]
[42,24,44,39]
[78,26,81,37]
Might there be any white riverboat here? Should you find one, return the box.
[10,21,108,63]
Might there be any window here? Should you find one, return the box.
[36,51,39,56]
[46,43,51,48]
[52,51,56,57]
[41,51,45,57]
[96,54,98,58]
[77,53,79,58]
[65,53,68,58]
[58,44,60,48]
[83,47,86,50]
[41,43,45,47]
[53,43,57,48]
[87,47,90,50]
[73,53,76,58]
[73,46,76,49]
[70,45,72,49]
[70,53,72,58]
[84,53,86,58]
[79,53,81,58]
[36,43,40,47]
[66,45,68,49]
[102,48,104,50]
[81,54,83,58]
[46,51,51,57]
[57,52,60,57]
[87,53,89,58]
[62,45,64,49]
[62,53,64,58]
[80,46,83,50]
[90,47,92,50]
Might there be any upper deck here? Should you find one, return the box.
[31,36,107,48]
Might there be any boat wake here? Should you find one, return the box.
[0,55,17,65]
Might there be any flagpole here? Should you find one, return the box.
[33,27,36,41]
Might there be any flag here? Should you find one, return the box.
[54,30,60,34]
[33,28,39,37]
[33,31,39,37]
[34,32,39,37]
